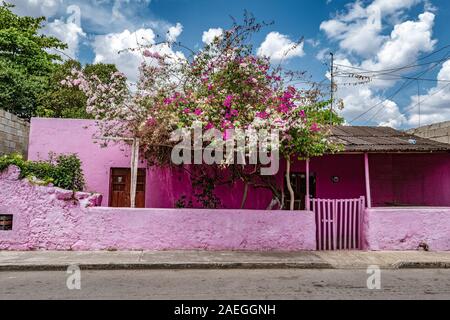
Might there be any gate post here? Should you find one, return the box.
[305,158,310,211]
[364,153,372,208]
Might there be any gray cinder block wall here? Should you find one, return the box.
[0,109,30,157]
[407,121,450,145]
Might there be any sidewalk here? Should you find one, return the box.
[0,250,449,271]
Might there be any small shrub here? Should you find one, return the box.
[0,153,85,191]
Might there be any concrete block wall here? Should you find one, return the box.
[0,109,30,157]
[407,121,450,144]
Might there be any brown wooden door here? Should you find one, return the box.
[109,168,146,208]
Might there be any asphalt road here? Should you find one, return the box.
[0,269,449,300]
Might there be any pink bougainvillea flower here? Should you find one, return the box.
[223,130,231,141]
[223,95,233,108]
[220,119,232,129]
[183,108,191,114]
[205,122,214,130]
[230,109,239,117]
[299,110,306,118]
[194,108,203,116]
[287,86,296,94]
[310,123,320,132]
[278,103,290,114]
[256,111,269,119]
[143,50,162,59]
[146,117,156,126]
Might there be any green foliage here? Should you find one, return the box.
[0,2,67,119]
[0,153,85,191]
[36,61,124,119]
[175,195,193,208]
[35,60,88,119]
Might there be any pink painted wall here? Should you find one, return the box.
[28,118,450,209]
[363,208,450,251]
[0,166,315,251]
[290,155,366,200]
[28,118,274,209]
[370,153,450,207]
[2,165,449,251]
[28,118,146,207]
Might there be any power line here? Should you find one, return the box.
[334,44,450,77]
[335,74,450,83]
[383,82,450,129]
[349,51,450,124]
[363,56,448,124]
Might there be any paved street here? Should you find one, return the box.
[1,269,449,300]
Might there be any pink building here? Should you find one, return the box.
[28,118,450,210]
[1,117,448,252]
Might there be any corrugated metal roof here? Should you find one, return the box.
[331,126,450,153]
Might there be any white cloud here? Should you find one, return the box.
[92,28,185,83]
[316,48,330,61]
[42,18,86,59]
[93,28,155,83]
[167,23,183,42]
[12,1,85,59]
[362,12,436,74]
[405,61,450,127]
[369,0,422,15]
[257,32,305,62]
[202,28,223,45]
[11,0,63,17]
[336,83,406,127]
[319,0,439,127]
[320,0,422,57]
[306,39,320,48]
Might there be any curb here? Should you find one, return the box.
[0,262,333,271]
[1,261,449,271]
[394,261,450,269]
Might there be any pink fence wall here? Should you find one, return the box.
[363,207,450,251]
[1,165,449,251]
[0,166,315,251]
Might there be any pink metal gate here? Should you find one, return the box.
[310,197,365,250]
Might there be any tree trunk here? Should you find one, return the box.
[240,182,249,209]
[266,197,281,210]
[285,158,295,211]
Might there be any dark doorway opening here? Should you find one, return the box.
[284,172,316,210]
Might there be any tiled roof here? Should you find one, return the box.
[331,126,450,152]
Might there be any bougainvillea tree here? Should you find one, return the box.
[65,15,342,210]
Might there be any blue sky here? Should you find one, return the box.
[11,0,450,128]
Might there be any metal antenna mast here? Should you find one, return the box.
[330,52,334,124]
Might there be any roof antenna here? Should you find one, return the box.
[330,52,334,125]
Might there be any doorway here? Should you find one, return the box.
[284,172,316,210]
[109,168,146,208]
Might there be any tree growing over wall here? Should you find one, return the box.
[36,60,125,119]
[65,14,343,209]
[0,2,67,119]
